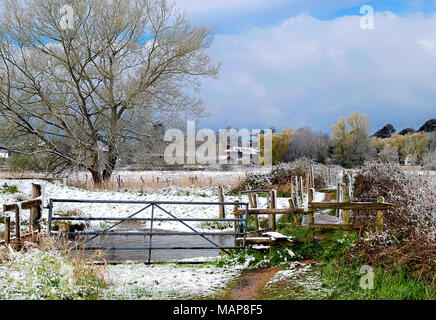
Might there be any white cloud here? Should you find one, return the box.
[199,12,436,132]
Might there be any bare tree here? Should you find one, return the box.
[285,127,329,163]
[0,0,219,184]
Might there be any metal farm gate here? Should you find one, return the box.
[47,199,249,263]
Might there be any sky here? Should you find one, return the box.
[173,0,436,134]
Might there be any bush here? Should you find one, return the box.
[422,150,436,170]
[353,161,435,241]
[350,161,436,278]
[238,158,341,193]
[7,154,46,173]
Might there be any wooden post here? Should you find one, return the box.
[14,205,20,250]
[289,199,300,227]
[218,186,225,219]
[294,176,299,207]
[245,186,255,208]
[308,211,314,226]
[233,200,240,246]
[252,194,260,231]
[4,216,10,244]
[269,190,277,231]
[342,212,350,234]
[306,174,309,196]
[310,166,315,189]
[252,194,258,208]
[308,188,314,203]
[30,183,42,232]
[377,197,384,232]
[336,183,342,216]
[308,187,315,227]
[299,176,304,205]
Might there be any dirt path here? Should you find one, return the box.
[228,267,281,300]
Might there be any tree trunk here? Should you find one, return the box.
[102,146,118,181]
[90,169,103,187]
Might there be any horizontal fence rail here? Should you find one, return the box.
[48,199,249,263]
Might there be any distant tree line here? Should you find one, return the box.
[270,112,436,169]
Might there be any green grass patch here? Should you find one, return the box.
[320,260,435,300]
[199,221,233,230]
[0,183,18,194]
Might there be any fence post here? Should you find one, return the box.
[233,200,240,246]
[377,197,384,232]
[269,190,277,231]
[4,216,10,244]
[342,206,350,234]
[218,186,225,219]
[299,176,304,205]
[306,174,309,196]
[252,194,260,231]
[336,183,342,216]
[30,183,42,232]
[245,186,255,208]
[308,188,315,226]
[311,166,315,189]
[308,188,314,203]
[289,198,300,227]
[14,205,20,250]
[294,176,299,207]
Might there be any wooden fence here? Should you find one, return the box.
[1,184,42,250]
[230,168,395,241]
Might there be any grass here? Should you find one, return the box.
[320,260,435,300]
[69,173,243,191]
[0,183,19,194]
[0,237,107,300]
[199,220,233,230]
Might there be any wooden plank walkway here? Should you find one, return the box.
[236,232,293,247]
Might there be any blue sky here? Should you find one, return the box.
[175,0,436,133]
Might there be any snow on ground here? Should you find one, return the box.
[0,246,240,300]
[0,179,325,233]
[104,263,239,299]
[263,262,333,299]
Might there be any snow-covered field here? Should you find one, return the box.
[104,263,241,300]
[0,247,241,300]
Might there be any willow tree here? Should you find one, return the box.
[0,0,219,183]
[330,112,375,167]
